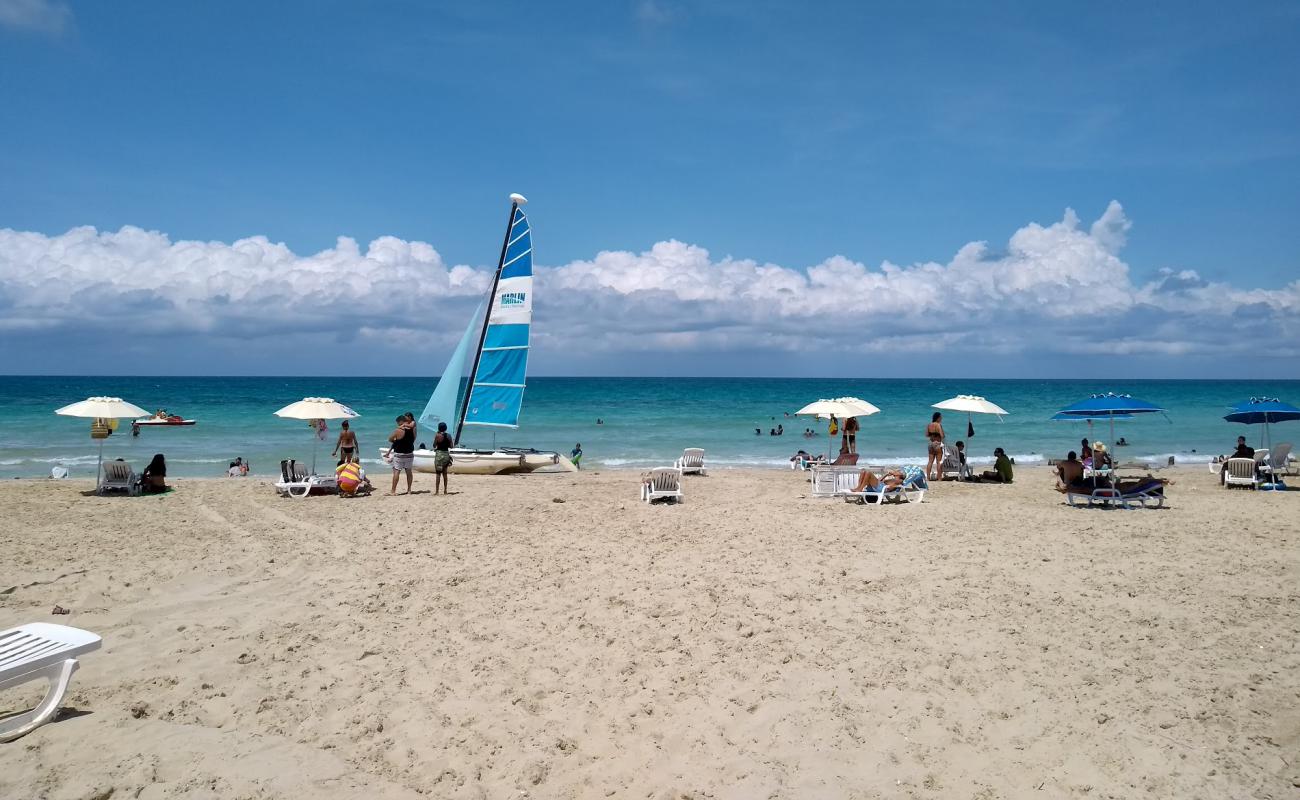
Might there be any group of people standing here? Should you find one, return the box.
[377,412,454,496]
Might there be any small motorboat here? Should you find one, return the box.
[133,412,197,427]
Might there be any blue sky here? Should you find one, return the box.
[1,1,1297,376]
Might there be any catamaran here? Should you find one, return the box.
[381,193,572,475]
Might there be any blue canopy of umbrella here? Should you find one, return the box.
[1223,397,1300,426]
[1224,398,1298,490]
[1055,392,1165,416]
[1055,392,1166,450]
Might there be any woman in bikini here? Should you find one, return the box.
[332,419,358,464]
[925,412,945,481]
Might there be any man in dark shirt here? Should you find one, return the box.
[1221,436,1256,484]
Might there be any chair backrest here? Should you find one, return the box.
[649,468,680,493]
[1254,450,1269,465]
[835,472,863,493]
[280,459,292,482]
[103,461,133,482]
[1225,458,1257,480]
[1268,443,1292,469]
[681,448,705,467]
[292,460,309,481]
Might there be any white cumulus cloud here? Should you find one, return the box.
[0,0,71,35]
[0,201,1296,375]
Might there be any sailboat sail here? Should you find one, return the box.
[463,204,532,429]
[419,302,483,428]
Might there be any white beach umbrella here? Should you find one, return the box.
[273,397,360,474]
[54,396,151,490]
[932,394,1008,439]
[795,397,881,458]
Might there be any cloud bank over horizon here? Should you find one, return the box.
[1,202,1296,377]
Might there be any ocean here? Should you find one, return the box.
[2,376,1297,479]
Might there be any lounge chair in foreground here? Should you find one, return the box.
[99,461,138,496]
[275,459,337,498]
[1222,457,1259,490]
[0,623,102,742]
[841,467,929,505]
[675,448,706,475]
[810,463,873,497]
[641,468,683,504]
[1067,478,1168,509]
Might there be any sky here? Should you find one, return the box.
[0,0,1297,377]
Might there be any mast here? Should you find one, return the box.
[455,194,525,445]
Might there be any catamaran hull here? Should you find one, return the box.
[376,447,574,475]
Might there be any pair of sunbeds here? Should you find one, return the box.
[1219,443,1294,489]
[274,459,337,498]
[641,448,707,504]
[1064,477,1167,509]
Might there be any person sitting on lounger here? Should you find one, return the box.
[141,453,168,494]
[1055,451,1086,491]
[980,447,1014,483]
[851,468,907,493]
[1218,436,1255,484]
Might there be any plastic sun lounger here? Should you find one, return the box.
[1222,457,1259,489]
[274,459,337,498]
[836,469,929,504]
[99,461,139,496]
[675,448,706,475]
[939,446,968,481]
[810,464,871,497]
[641,467,683,504]
[1067,480,1167,509]
[0,623,102,742]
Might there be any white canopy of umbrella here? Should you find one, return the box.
[54,396,150,420]
[931,395,1009,418]
[54,396,151,489]
[273,397,360,420]
[273,397,360,474]
[794,397,881,419]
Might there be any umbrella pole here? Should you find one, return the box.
[96,437,105,491]
[312,435,319,475]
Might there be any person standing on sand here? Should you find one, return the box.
[432,422,453,495]
[843,415,859,454]
[925,412,945,481]
[386,414,415,495]
[332,420,358,465]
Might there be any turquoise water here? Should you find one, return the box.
[2,376,1298,478]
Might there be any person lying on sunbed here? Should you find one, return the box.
[850,468,906,493]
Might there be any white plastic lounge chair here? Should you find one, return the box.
[810,464,868,497]
[939,446,968,481]
[1223,457,1259,489]
[1260,443,1293,484]
[98,461,138,496]
[836,468,928,504]
[274,459,337,498]
[641,468,683,504]
[675,448,706,475]
[0,623,101,742]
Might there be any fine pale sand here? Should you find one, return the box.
[1,467,1296,799]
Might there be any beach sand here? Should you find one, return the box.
[1,466,1296,798]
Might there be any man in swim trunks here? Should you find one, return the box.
[333,419,358,465]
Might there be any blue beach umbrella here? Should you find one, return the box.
[1224,398,1300,490]
[1054,392,1166,446]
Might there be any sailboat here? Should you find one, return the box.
[383,193,572,475]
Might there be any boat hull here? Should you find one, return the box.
[375,447,574,475]
[133,419,197,426]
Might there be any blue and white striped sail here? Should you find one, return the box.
[464,204,532,429]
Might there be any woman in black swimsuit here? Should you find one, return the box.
[386,415,416,495]
[141,453,168,494]
[432,422,453,495]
